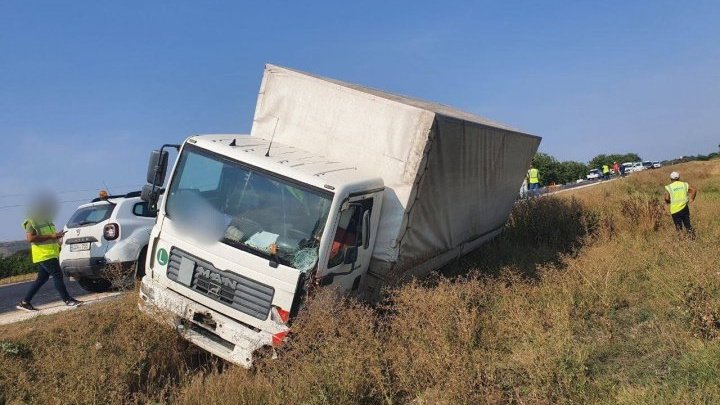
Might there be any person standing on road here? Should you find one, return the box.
[613,162,620,176]
[602,164,610,180]
[664,171,697,235]
[16,192,82,312]
[527,166,540,196]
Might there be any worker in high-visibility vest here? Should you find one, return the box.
[16,192,82,312]
[663,171,697,234]
[527,166,540,196]
[602,164,610,180]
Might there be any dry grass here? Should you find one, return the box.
[0,272,37,286]
[1,160,719,404]
[0,292,218,404]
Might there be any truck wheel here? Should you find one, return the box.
[135,246,148,279]
[77,277,112,293]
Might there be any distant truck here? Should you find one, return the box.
[138,65,541,367]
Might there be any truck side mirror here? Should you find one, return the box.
[147,150,169,186]
[343,246,358,264]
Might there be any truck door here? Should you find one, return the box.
[322,194,377,292]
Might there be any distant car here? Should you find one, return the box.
[621,162,634,174]
[652,161,662,168]
[631,162,646,173]
[586,169,602,180]
[60,192,156,292]
[642,161,654,170]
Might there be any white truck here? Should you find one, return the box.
[138,65,541,367]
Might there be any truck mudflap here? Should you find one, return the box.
[139,277,282,368]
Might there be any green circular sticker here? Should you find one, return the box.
[156,248,169,266]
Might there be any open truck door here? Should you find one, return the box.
[318,192,381,292]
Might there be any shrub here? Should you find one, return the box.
[0,250,35,279]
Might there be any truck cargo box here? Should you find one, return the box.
[251,65,541,288]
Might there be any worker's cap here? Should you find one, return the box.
[670,171,680,180]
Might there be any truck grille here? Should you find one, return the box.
[166,248,275,320]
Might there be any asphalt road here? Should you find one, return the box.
[0,277,101,313]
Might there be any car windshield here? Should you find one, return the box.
[66,204,114,228]
[165,145,333,271]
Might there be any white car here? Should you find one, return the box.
[652,161,662,168]
[630,162,646,173]
[621,162,634,174]
[60,192,156,292]
[586,169,601,180]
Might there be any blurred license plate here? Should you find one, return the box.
[70,242,90,252]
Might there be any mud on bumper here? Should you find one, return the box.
[139,277,275,368]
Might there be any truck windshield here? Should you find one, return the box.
[165,145,332,271]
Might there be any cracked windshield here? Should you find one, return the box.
[166,145,332,271]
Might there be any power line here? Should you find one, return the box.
[0,183,144,210]
[0,184,143,199]
[0,198,93,210]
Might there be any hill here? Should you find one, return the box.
[0,240,29,258]
[1,160,719,404]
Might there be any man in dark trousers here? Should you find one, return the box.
[663,171,697,235]
[16,192,82,311]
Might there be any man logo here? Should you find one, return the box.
[208,285,221,296]
[196,267,238,290]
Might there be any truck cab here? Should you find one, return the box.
[139,134,383,366]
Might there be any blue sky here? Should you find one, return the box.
[1,1,719,240]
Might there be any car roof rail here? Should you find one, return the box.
[90,190,141,203]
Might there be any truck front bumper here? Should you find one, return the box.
[139,277,274,368]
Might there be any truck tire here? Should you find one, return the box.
[77,277,112,293]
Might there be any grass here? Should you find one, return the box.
[0,272,38,286]
[1,160,719,404]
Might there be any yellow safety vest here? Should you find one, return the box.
[602,165,609,174]
[665,181,689,215]
[23,218,60,263]
[528,168,539,184]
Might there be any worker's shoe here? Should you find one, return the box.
[64,298,83,307]
[16,301,38,312]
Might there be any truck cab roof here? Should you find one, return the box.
[187,134,384,196]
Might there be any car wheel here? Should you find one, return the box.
[77,277,112,293]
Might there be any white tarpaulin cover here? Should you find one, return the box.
[251,64,541,283]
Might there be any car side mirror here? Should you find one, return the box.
[147,150,169,186]
[343,246,359,264]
